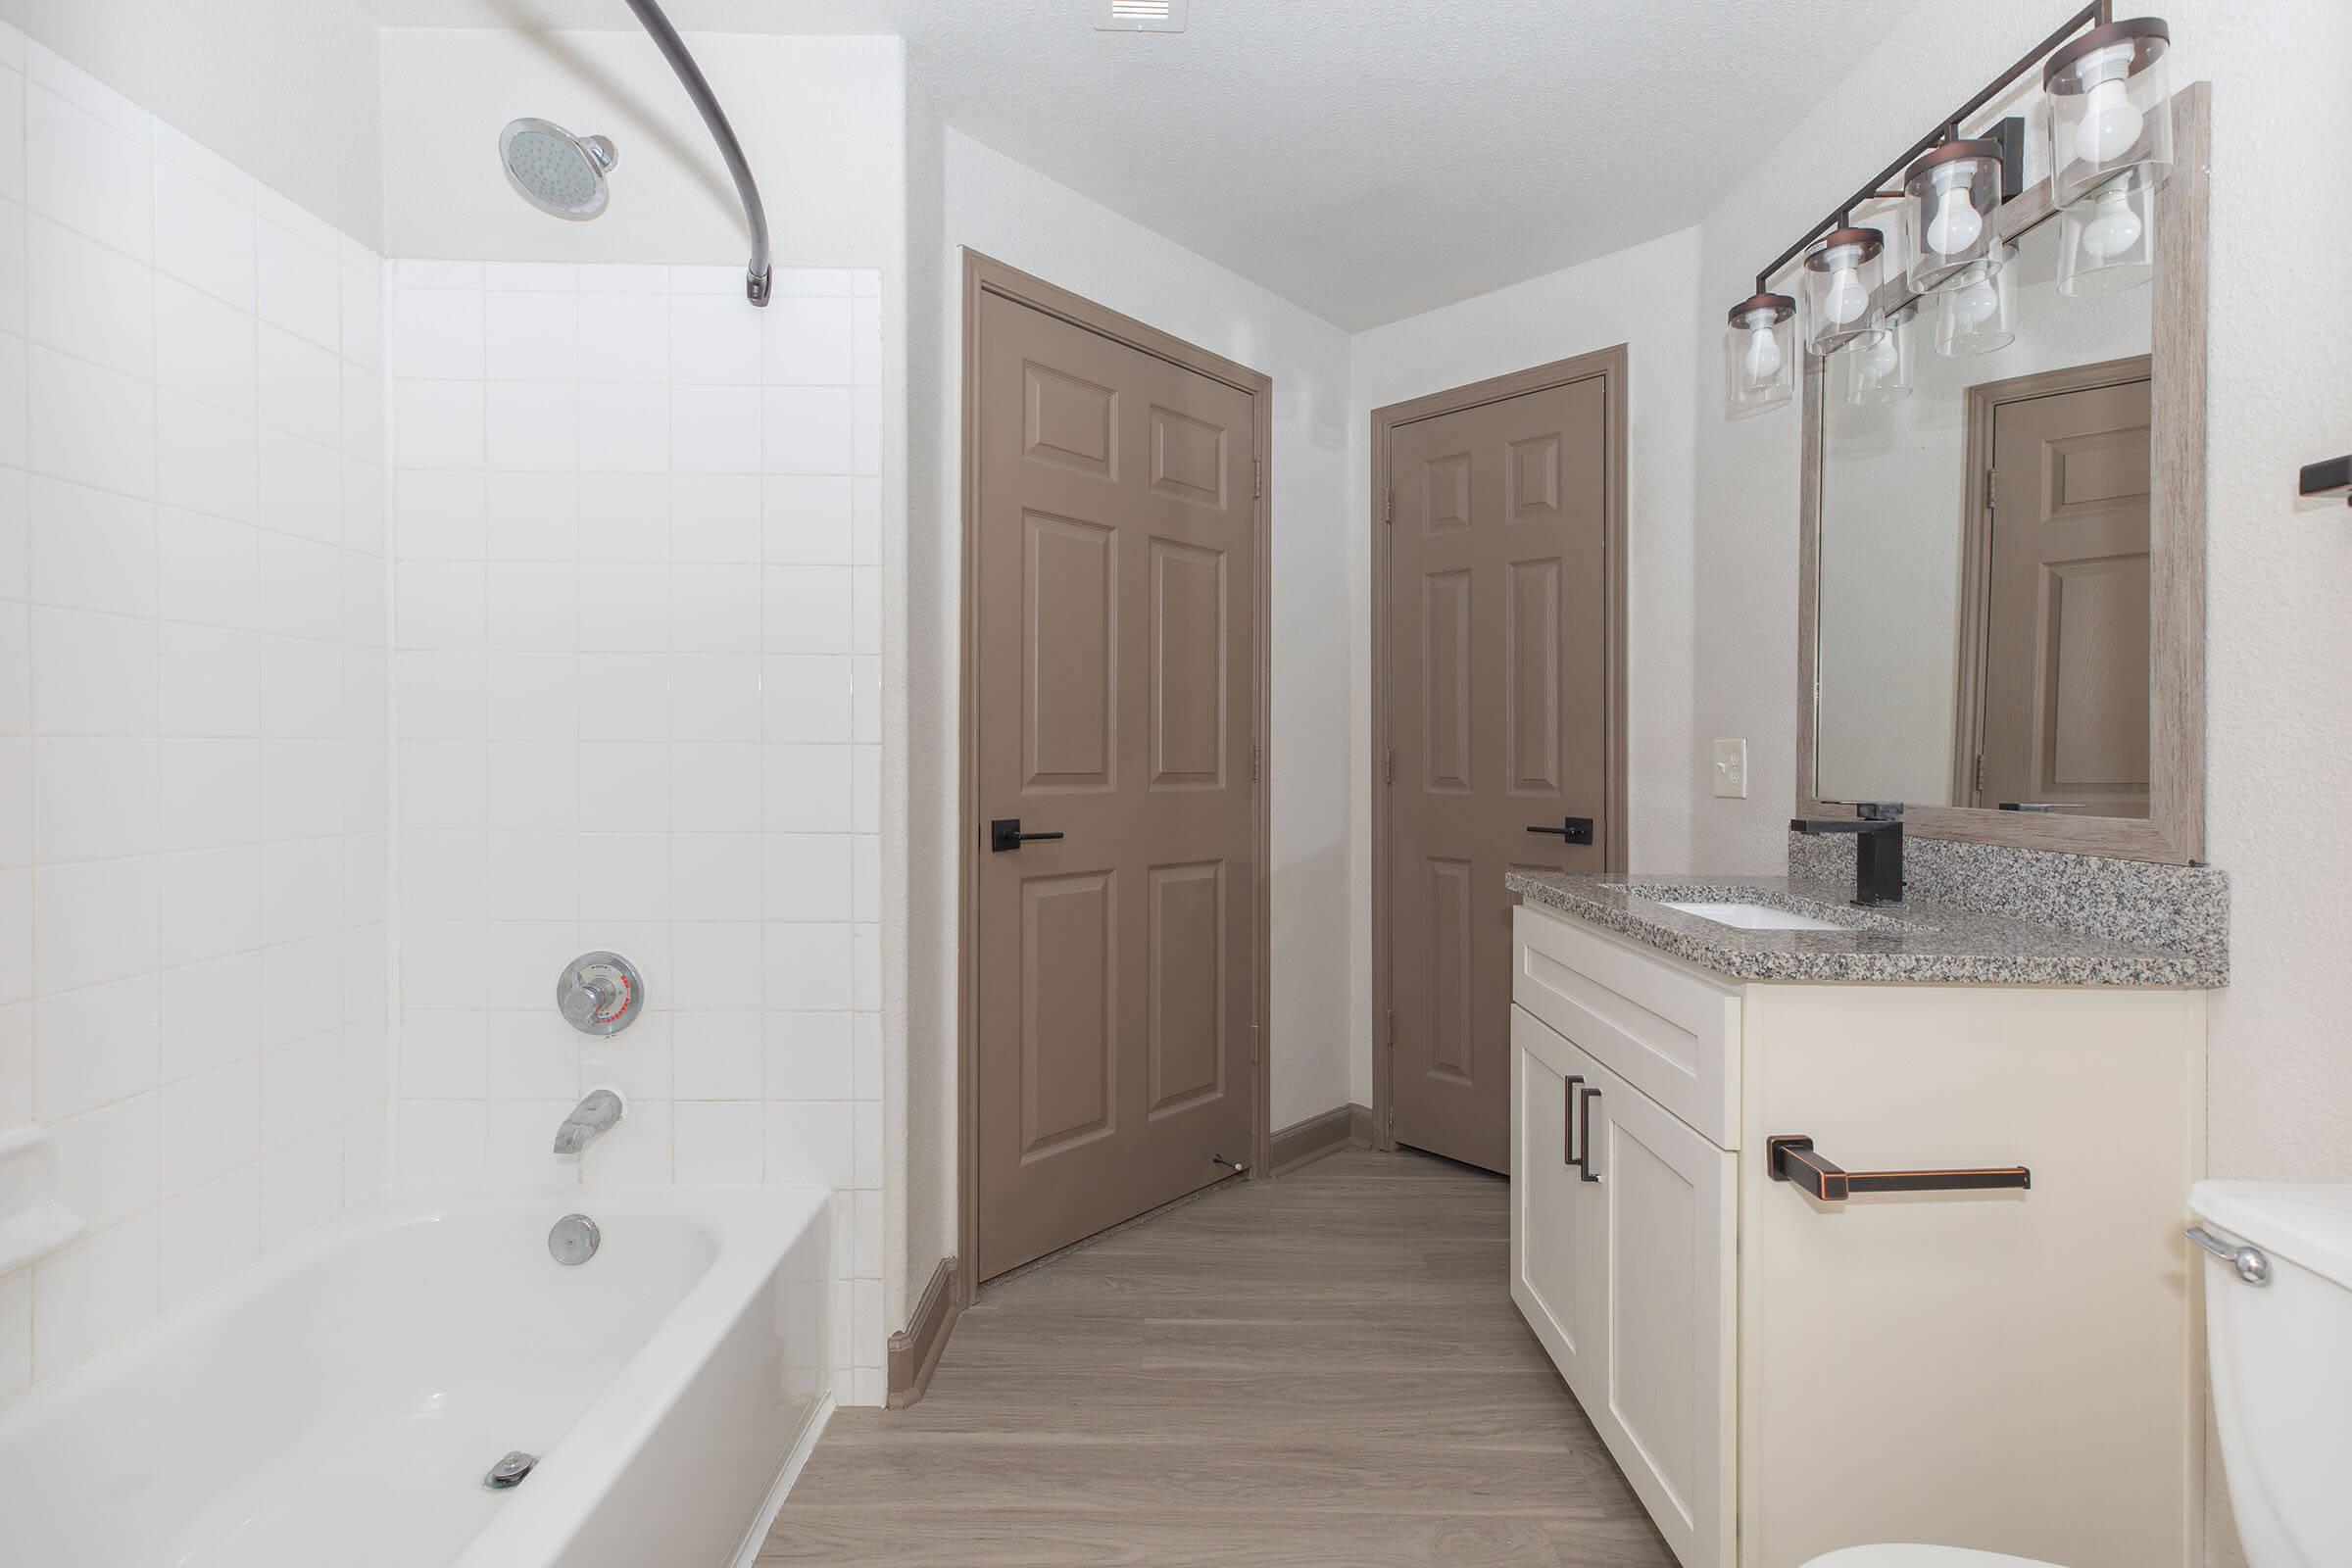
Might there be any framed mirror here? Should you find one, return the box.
[1796,83,2208,863]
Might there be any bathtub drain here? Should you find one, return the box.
[484,1450,540,1490]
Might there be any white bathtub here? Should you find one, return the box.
[0,1187,832,1568]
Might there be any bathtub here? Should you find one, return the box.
[0,1187,832,1568]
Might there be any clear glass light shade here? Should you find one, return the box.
[1725,295,1797,414]
[1802,229,1886,355]
[1933,244,2016,357]
[1842,302,1916,404]
[1904,141,2002,292]
[2057,177,2157,296]
[2045,19,2172,211]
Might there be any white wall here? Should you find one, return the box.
[898,124,1359,1321]
[1347,228,1703,1106]
[0,29,392,1408]
[0,0,382,248]
[1678,4,2352,1560]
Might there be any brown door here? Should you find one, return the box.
[973,289,1259,1281]
[1387,374,1611,1174]
[1976,374,2151,817]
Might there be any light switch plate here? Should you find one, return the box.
[1712,739,1748,799]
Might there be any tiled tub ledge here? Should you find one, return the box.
[1505,870,2229,988]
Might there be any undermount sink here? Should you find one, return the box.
[1656,900,1846,932]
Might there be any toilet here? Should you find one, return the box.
[1803,1181,2352,1568]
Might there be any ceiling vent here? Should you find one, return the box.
[1093,0,1187,32]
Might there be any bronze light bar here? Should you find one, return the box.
[1766,1135,2033,1201]
[1742,0,2117,305]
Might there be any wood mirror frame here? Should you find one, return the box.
[1796,82,2209,864]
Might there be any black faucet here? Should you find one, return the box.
[1789,802,1905,907]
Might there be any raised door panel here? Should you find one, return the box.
[1587,1056,1736,1568]
[1149,539,1226,788]
[1420,857,1476,1085]
[1024,513,1117,791]
[1019,871,1117,1159]
[1420,568,1473,793]
[1146,860,1225,1116]
[1509,1004,1605,1401]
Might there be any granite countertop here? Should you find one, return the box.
[1505,872,2228,988]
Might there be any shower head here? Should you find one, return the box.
[498,118,617,220]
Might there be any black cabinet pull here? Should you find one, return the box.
[1767,1135,2030,1201]
[1579,1088,1600,1184]
[989,818,1065,853]
[1562,1075,1585,1169]
[1525,816,1595,846]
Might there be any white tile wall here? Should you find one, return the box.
[387,260,885,1405]
[0,28,393,1410]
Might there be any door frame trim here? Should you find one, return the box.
[956,250,1276,1300]
[1367,347,1631,1153]
[1948,353,2153,808]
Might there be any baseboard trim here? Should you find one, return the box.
[1268,1102,1375,1177]
[886,1255,965,1409]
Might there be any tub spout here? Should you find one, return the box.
[553,1088,625,1154]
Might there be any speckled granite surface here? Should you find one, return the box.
[1787,833,2230,964]
[1505,870,2228,988]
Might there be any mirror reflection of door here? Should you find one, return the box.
[1955,359,2151,817]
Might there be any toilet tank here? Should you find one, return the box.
[2188,1182,2352,1568]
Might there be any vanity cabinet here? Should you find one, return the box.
[1508,901,2205,1568]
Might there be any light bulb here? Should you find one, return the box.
[2074,74,2145,165]
[1741,322,1782,382]
[1860,329,1900,380]
[1924,186,1983,256]
[2080,186,2143,260]
[1954,278,1999,328]
[1824,262,1868,326]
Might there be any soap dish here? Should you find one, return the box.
[0,1126,88,1275]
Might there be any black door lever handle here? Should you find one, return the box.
[1525,817,1595,846]
[990,818,1065,853]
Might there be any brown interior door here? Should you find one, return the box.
[1387,375,1610,1174]
[973,289,1258,1281]
[1977,375,2152,817]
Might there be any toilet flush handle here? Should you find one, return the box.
[2185,1225,2271,1287]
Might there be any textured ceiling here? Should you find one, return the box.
[353,0,1919,328]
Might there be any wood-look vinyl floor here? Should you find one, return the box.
[762,1150,1674,1567]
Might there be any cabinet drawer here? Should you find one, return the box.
[1512,904,1742,1150]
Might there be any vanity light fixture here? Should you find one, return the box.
[1719,3,2170,415]
[1726,293,1798,413]
[1802,228,1886,355]
[1844,299,1916,405]
[2044,17,2173,211]
[1933,243,2017,357]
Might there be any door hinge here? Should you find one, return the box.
[1984,468,1996,512]
[1250,1024,1259,1064]
[1385,1008,1395,1047]
[1975,753,1986,791]
[1250,740,1261,780]
[1383,747,1396,784]
[1383,487,1394,524]
[1253,460,1262,500]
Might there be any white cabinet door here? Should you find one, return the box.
[1509,1005,1605,1396]
[1585,1053,1737,1568]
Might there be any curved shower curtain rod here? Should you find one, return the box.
[624,0,772,306]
